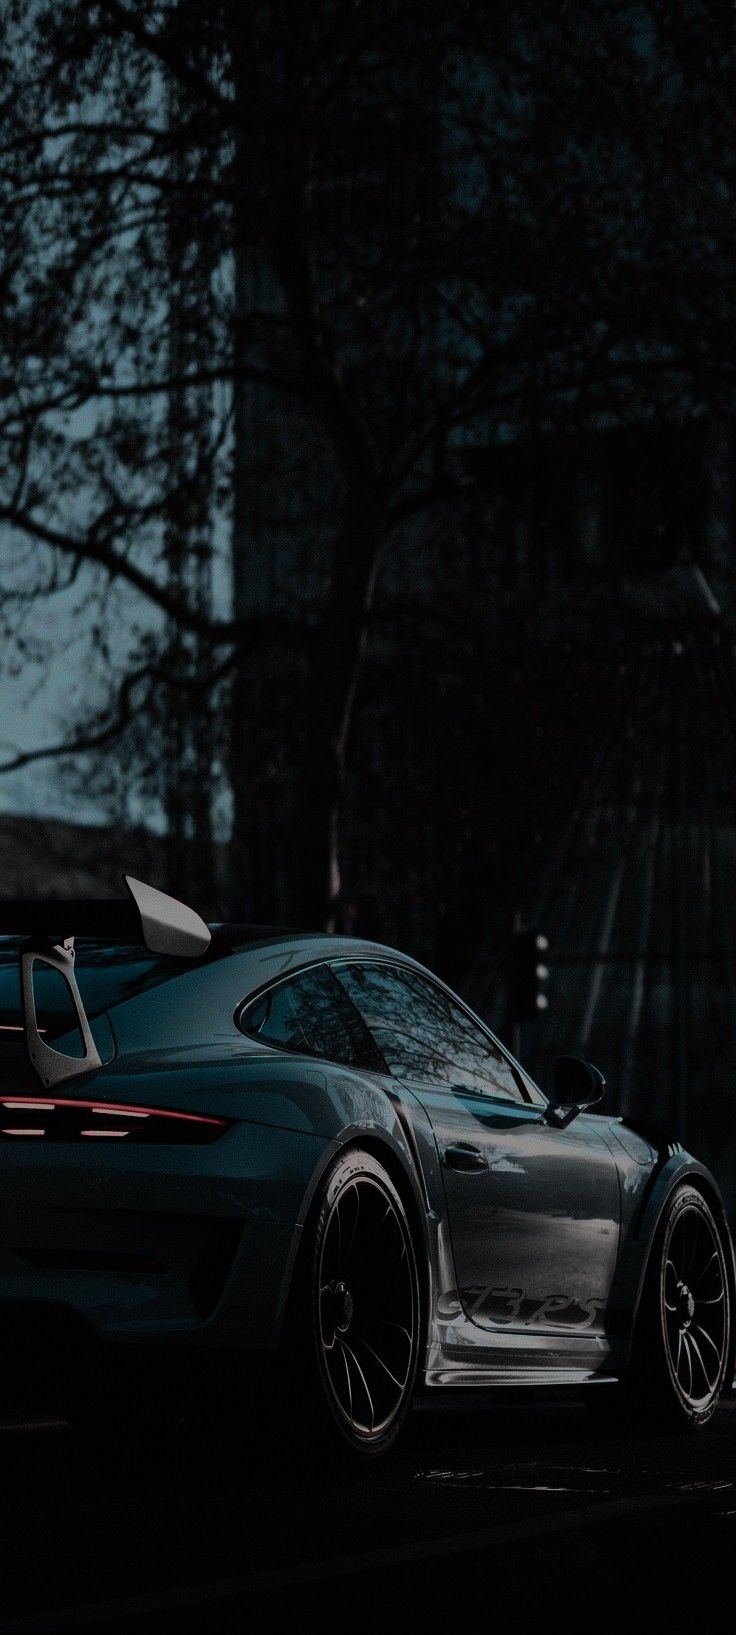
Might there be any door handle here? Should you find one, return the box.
[442,1141,487,1173]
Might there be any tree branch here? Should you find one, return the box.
[0,666,152,775]
[0,505,314,652]
[95,0,236,120]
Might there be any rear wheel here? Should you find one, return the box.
[286,1147,421,1459]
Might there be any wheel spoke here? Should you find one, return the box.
[319,1295,336,1350]
[691,1248,719,1290]
[342,1340,376,1431]
[664,1260,679,1307]
[687,1328,715,1395]
[338,1340,353,1419]
[693,1322,722,1366]
[355,1201,392,1263]
[691,1242,715,1287]
[350,1209,407,1283]
[661,1203,731,1403]
[318,1172,417,1441]
[679,1332,693,1398]
[353,1332,406,1391]
[359,1312,413,1345]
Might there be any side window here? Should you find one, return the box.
[336,962,525,1102]
[237,963,383,1072]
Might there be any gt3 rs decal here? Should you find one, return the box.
[459,1285,606,1329]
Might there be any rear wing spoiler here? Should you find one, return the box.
[7,876,211,1090]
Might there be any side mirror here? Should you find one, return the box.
[547,1056,606,1127]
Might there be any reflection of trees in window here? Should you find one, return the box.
[337,964,522,1100]
[239,964,383,1072]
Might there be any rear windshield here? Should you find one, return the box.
[0,939,182,1033]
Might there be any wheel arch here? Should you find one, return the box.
[680,1174,736,1387]
[347,1133,431,1326]
[628,1165,736,1384]
[277,1131,432,1358]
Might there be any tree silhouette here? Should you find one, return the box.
[0,1,733,926]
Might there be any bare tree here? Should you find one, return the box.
[1,1,734,925]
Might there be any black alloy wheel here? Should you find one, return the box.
[627,1184,732,1431]
[309,1148,421,1456]
[658,1186,730,1423]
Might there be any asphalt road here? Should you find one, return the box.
[1,1391,735,1631]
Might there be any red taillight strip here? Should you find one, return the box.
[1,1096,226,1127]
[0,1024,47,1036]
[4,1100,54,1110]
[93,1106,148,1118]
[80,1129,129,1138]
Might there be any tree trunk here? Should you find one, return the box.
[165,75,215,912]
[228,142,275,921]
[292,493,384,931]
[226,18,384,930]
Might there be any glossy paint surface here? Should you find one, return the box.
[415,1086,620,1337]
[0,929,732,1392]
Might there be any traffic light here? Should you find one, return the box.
[510,927,549,1022]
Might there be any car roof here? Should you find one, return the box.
[207,924,320,953]
[209,926,424,967]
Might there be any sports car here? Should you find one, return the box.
[0,876,733,1456]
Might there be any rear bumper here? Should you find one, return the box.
[0,1121,330,1349]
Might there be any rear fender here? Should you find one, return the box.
[272,1093,442,1349]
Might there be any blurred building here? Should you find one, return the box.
[458,415,735,604]
[464,600,736,1222]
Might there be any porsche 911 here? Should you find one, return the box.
[0,877,732,1456]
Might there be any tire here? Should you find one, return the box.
[626,1184,732,1430]
[283,1147,422,1460]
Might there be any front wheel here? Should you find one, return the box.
[286,1147,422,1459]
[630,1185,732,1430]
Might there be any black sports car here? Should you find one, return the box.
[0,877,732,1455]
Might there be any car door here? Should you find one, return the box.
[334,961,620,1340]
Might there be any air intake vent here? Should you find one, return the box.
[188,1222,244,1317]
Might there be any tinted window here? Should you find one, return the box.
[336,963,524,1101]
[0,939,179,1033]
[238,963,384,1071]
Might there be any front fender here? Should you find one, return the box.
[609,1150,736,1378]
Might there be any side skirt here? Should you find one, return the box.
[424,1312,619,1390]
[425,1363,619,1388]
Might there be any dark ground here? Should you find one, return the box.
[2,1391,736,1631]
